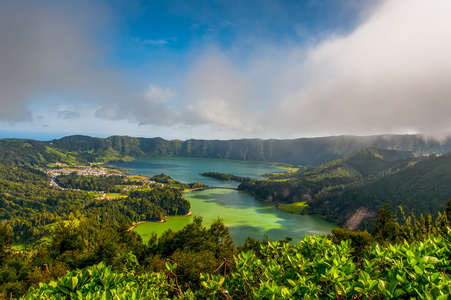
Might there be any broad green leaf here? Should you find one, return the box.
[394,289,406,297]
[424,291,434,300]
[354,287,365,294]
[70,276,78,290]
[378,280,386,294]
[287,279,297,287]
[425,256,439,264]
[414,265,424,276]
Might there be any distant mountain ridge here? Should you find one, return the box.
[46,134,451,166]
[1,134,450,167]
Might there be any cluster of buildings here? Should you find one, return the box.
[42,167,163,200]
[42,167,123,192]
[122,185,146,192]
[42,167,121,178]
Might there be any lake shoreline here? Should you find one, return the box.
[159,210,193,223]
[130,187,232,232]
[115,157,336,242]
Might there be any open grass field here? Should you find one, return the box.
[279,202,308,214]
[127,175,149,181]
[105,193,127,199]
[271,163,300,172]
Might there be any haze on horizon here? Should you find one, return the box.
[1,0,451,141]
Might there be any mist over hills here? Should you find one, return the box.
[44,134,451,166]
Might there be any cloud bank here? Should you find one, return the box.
[270,0,451,137]
[184,0,451,137]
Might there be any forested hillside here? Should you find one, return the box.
[315,153,451,229]
[240,148,451,230]
[0,162,191,245]
[0,139,74,166]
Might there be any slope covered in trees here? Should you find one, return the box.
[0,162,191,244]
[314,153,451,228]
[0,139,75,167]
[240,148,451,229]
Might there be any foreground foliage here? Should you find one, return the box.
[19,233,451,299]
[21,262,191,300]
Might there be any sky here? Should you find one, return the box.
[1,0,451,141]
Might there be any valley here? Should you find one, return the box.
[1,134,451,299]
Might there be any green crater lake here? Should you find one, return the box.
[110,157,336,244]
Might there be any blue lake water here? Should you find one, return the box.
[110,157,337,244]
[109,156,284,188]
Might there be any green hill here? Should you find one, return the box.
[298,147,415,181]
[0,139,76,167]
[314,153,451,229]
[239,148,451,230]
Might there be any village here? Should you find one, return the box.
[42,166,122,178]
[41,167,159,199]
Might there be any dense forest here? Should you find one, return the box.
[55,174,134,193]
[0,139,74,167]
[239,148,451,230]
[0,162,191,245]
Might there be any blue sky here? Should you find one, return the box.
[1,0,451,141]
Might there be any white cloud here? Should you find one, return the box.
[144,85,175,104]
[135,37,177,46]
[184,52,262,132]
[95,84,181,126]
[182,0,451,138]
[267,0,451,137]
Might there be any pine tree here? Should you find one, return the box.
[371,204,399,243]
